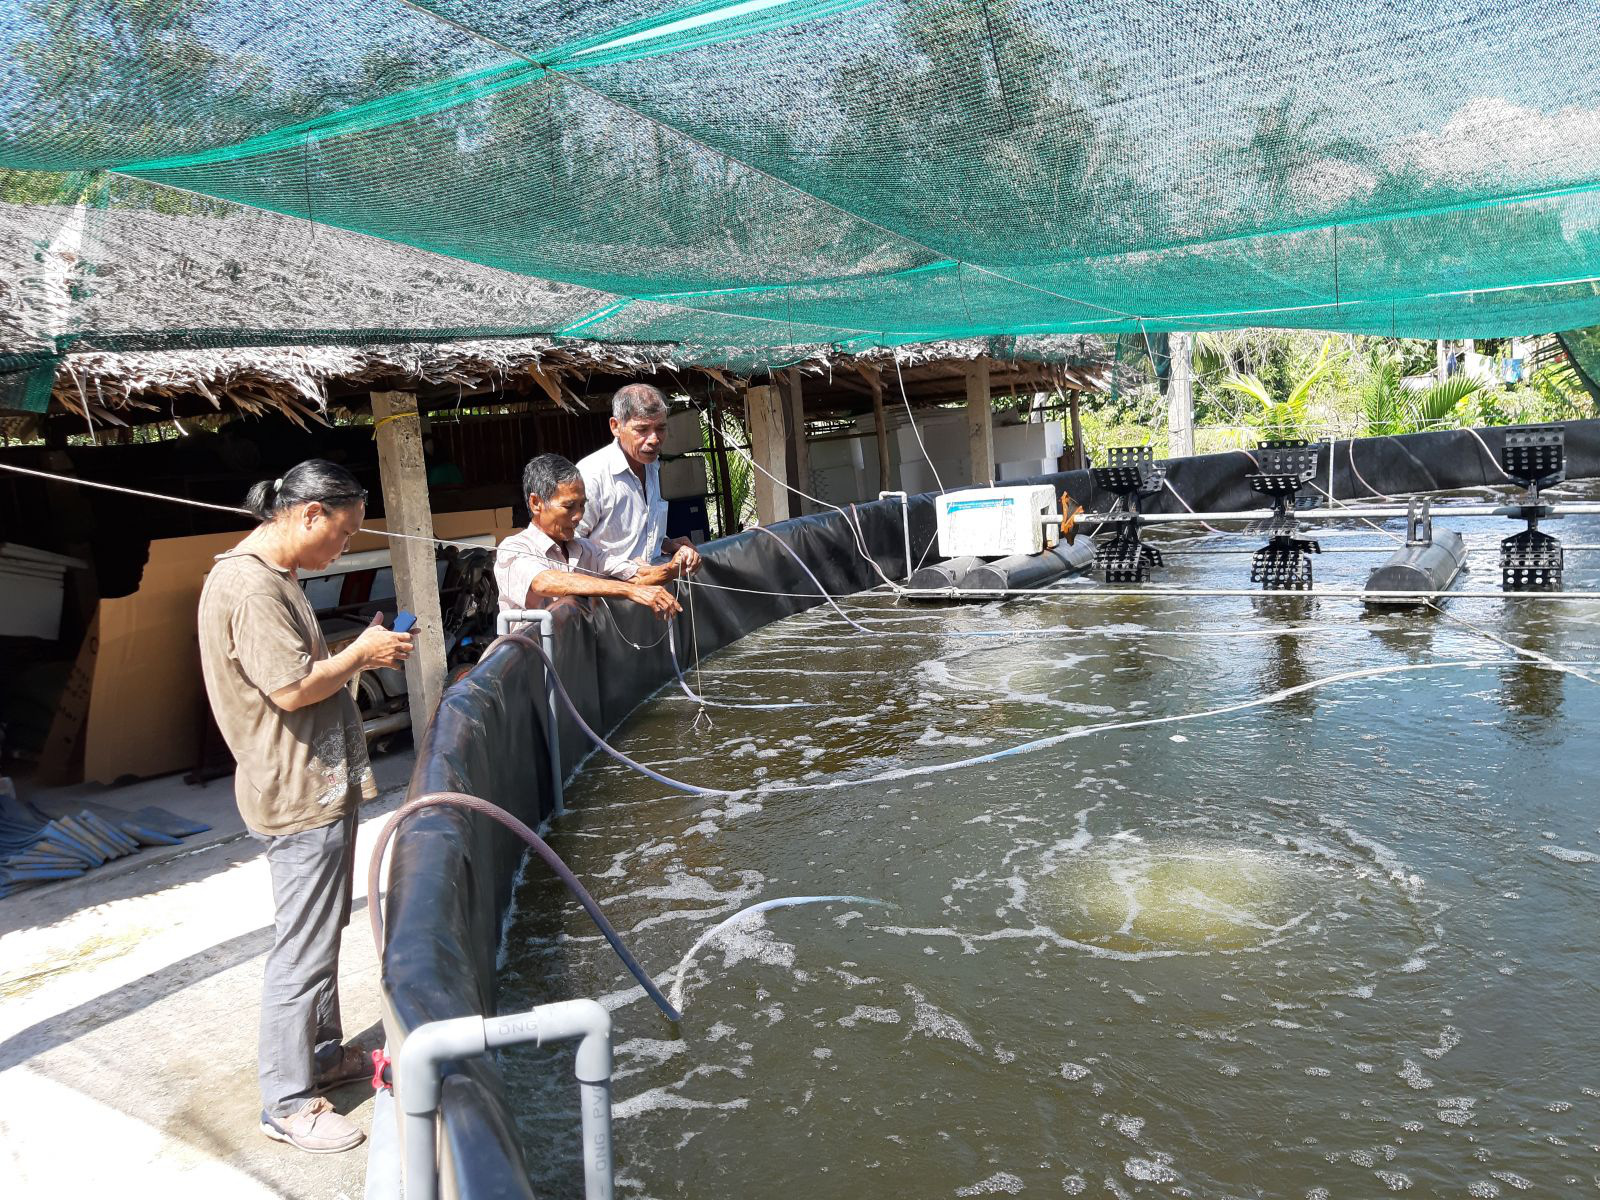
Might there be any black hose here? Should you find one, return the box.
[369,791,682,1021]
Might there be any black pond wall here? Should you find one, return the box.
[379,420,1600,1199]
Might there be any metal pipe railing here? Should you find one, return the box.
[397,999,613,1200]
[1072,502,1600,525]
[495,608,562,815]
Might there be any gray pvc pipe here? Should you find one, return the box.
[397,1000,614,1200]
[397,1015,487,1200]
[879,490,913,582]
[486,1000,613,1200]
[495,608,563,815]
[964,539,1096,591]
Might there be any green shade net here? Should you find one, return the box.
[4,0,1600,367]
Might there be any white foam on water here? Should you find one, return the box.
[954,1171,1024,1196]
[1421,1026,1463,1059]
[1438,1096,1476,1126]
[824,965,881,987]
[1062,1174,1087,1194]
[1060,1062,1091,1081]
[917,726,994,748]
[814,713,873,728]
[838,1005,902,1028]
[1112,1114,1145,1139]
[1541,845,1600,863]
[612,1083,750,1121]
[613,1038,687,1081]
[1490,1171,1533,1190]
[597,983,647,1010]
[1398,1059,1435,1090]
[715,918,797,972]
[1374,1170,1412,1191]
[904,984,982,1052]
[1123,1154,1178,1183]
[1317,816,1423,893]
[1466,1182,1499,1198]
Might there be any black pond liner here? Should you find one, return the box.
[378,420,1600,1199]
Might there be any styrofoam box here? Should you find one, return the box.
[660,409,703,456]
[997,458,1055,482]
[992,422,1063,462]
[895,413,966,461]
[936,485,1056,557]
[808,435,865,471]
[900,458,967,496]
[0,565,66,640]
[659,454,706,499]
[808,464,868,507]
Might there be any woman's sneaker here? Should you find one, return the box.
[260,1097,365,1154]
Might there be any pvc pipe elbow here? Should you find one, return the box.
[485,999,612,1083]
[496,608,555,638]
[396,1016,488,1115]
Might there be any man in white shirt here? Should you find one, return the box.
[577,383,704,574]
[495,453,685,619]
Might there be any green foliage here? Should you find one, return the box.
[704,408,753,534]
[1411,375,1484,429]
[1218,337,1340,441]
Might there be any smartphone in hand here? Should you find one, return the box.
[392,611,418,633]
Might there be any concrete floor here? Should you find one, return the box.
[0,751,414,1199]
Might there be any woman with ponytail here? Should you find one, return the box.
[197,459,414,1154]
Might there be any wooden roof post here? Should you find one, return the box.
[965,358,994,486]
[1166,331,1195,459]
[371,390,446,746]
[865,365,892,494]
[1067,390,1086,471]
[784,369,811,514]
[744,383,790,525]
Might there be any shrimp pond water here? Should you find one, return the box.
[500,484,1600,1199]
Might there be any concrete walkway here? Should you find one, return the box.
[0,752,414,1199]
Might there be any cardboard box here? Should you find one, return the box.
[83,508,516,784]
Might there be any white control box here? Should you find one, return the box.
[936,485,1056,558]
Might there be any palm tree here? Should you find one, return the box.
[1220,337,1340,441]
[1362,360,1484,435]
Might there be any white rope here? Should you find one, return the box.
[716,424,906,593]
[755,658,1578,795]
